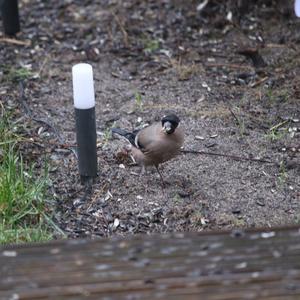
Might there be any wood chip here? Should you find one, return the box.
[195,135,205,140]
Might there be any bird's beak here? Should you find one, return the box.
[163,121,173,133]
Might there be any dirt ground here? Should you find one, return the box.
[1,0,299,238]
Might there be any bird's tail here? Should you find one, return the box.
[111,128,137,146]
[111,128,130,137]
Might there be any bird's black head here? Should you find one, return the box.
[161,114,180,134]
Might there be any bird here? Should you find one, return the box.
[112,114,184,186]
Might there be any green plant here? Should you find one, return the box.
[143,39,160,54]
[173,193,183,204]
[0,110,54,244]
[2,66,33,83]
[236,116,246,136]
[277,161,288,185]
[135,92,143,111]
[231,107,246,136]
[0,223,52,244]
[265,88,289,105]
[265,88,275,103]
[295,214,300,224]
[102,126,113,145]
[266,127,288,142]
[100,122,117,148]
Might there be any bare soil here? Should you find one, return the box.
[1,0,299,238]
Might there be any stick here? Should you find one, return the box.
[0,37,30,46]
[269,120,289,132]
[250,76,268,88]
[112,12,129,48]
[205,63,252,70]
[181,149,274,164]
[228,107,240,125]
[18,81,64,143]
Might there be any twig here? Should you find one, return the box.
[37,55,49,78]
[18,81,64,144]
[205,63,252,70]
[42,212,67,238]
[265,43,288,49]
[250,76,269,88]
[269,120,289,132]
[228,107,240,125]
[0,37,31,46]
[112,12,129,48]
[181,149,275,164]
[18,81,78,157]
[33,118,64,143]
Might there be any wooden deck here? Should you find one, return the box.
[1,226,300,299]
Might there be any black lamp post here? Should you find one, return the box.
[72,63,98,184]
[1,0,20,35]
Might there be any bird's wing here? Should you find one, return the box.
[136,122,161,152]
[111,128,140,147]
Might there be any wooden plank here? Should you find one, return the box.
[1,227,300,299]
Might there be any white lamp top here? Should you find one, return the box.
[72,63,95,109]
[295,0,300,17]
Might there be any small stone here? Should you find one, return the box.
[197,95,205,102]
[232,207,241,214]
[130,172,140,176]
[202,82,211,91]
[201,217,209,225]
[37,126,44,135]
[104,191,113,201]
[205,142,217,148]
[113,218,120,229]
[136,195,143,200]
[73,198,83,207]
[256,199,265,207]
[177,191,190,198]
[210,134,218,138]
[226,11,233,22]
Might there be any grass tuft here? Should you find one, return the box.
[1,65,33,83]
[134,91,143,111]
[0,110,53,244]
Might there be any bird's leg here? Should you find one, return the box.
[140,165,149,194]
[140,165,146,175]
[155,165,166,189]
